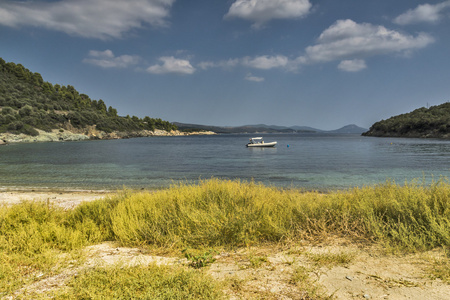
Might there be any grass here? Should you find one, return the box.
[0,178,449,298]
[429,247,450,283]
[109,178,450,251]
[306,251,355,268]
[290,266,331,299]
[53,263,224,300]
[182,248,218,269]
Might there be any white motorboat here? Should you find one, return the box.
[246,137,277,147]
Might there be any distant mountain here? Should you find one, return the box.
[329,124,368,134]
[173,123,314,134]
[363,102,450,138]
[174,122,367,134]
[290,125,324,132]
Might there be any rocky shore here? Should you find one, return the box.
[0,127,216,145]
[362,129,450,139]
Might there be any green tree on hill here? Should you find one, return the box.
[0,58,177,136]
[363,102,450,138]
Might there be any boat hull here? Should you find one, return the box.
[246,141,277,147]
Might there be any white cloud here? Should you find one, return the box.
[245,73,265,82]
[242,55,289,69]
[394,1,450,25]
[199,19,434,74]
[302,19,435,64]
[83,50,140,68]
[197,59,240,70]
[198,56,293,71]
[225,0,312,28]
[0,0,175,39]
[338,59,367,72]
[147,56,196,75]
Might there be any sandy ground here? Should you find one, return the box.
[1,191,449,299]
[0,189,112,209]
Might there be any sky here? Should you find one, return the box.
[1,0,450,130]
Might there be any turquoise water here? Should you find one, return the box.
[1,133,449,191]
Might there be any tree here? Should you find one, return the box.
[19,105,33,117]
[107,106,118,117]
[1,57,177,136]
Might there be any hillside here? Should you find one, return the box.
[363,102,450,138]
[0,58,177,142]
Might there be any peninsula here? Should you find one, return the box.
[363,102,450,139]
[0,58,213,144]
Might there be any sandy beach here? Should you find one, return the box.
[0,189,111,209]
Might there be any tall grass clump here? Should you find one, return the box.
[65,194,123,242]
[111,179,300,248]
[292,178,449,251]
[0,199,112,296]
[350,179,450,251]
[0,201,86,256]
[109,178,449,252]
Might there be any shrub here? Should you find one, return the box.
[21,125,39,136]
[7,121,24,131]
[18,104,33,117]
[1,106,14,115]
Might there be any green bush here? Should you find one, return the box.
[21,125,39,136]
[1,106,14,115]
[18,104,33,117]
[7,120,24,131]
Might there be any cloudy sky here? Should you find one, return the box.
[1,0,449,129]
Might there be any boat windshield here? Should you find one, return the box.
[249,137,263,143]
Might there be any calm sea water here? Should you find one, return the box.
[1,133,449,191]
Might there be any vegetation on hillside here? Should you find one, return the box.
[1,179,449,298]
[363,102,450,138]
[0,58,177,136]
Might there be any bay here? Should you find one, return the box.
[0,133,449,191]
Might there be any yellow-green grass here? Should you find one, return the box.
[1,178,449,297]
[306,251,355,268]
[110,178,450,252]
[52,263,224,300]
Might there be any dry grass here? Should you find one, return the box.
[1,178,449,298]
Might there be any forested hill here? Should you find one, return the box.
[362,102,450,139]
[0,58,176,139]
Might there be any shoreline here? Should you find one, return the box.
[0,128,216,145]
[0,189,112,209]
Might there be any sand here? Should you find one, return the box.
[0,189,111,209]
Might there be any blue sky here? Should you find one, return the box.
[1,0,449,130]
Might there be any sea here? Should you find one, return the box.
[1,133,449,191]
